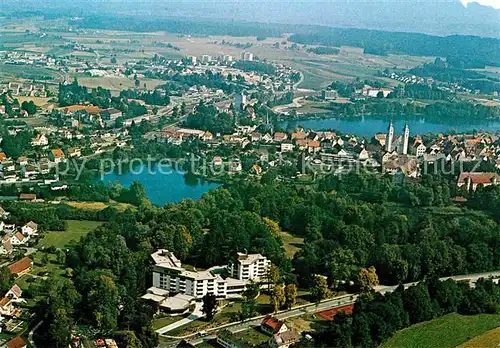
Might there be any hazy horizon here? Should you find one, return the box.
[4,0,500,37]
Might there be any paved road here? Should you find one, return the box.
[157,270,500,347]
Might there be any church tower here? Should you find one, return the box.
[386,121,394,152]
[402,123,410,155]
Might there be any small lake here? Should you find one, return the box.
[279,116,500,137]
[100,163,220,206]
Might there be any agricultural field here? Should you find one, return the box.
[459,327,500,348]
[37,220,103,248]
[382,313,500,348]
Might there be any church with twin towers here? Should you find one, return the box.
[385,121,410,155]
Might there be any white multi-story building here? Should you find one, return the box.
[150,249,270,300]
[241,51,254,61]
[230,252,271,281]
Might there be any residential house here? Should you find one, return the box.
[0,206,9,218]
[7,257,33,278]
[6,285,22,301]
[100,108,122,126]
[270,331,301,348]
[50,182,68,191]
[31,134,48,146]
[17,157,28,166]
[261,315,288,335]
[10,232,27,246]
[251,132,262,142]
[21,221,38,236]
[50,148,66,164]
[67,148,81,158]
[274,132,287,142]
[280,142,294,153]
[0,237,13,255]
[262,133,273,143]
[21,165,37,179]
[0,152,7,162]
[19,193,36,201]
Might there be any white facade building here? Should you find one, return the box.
[241,51,254,61]
[150,249,270,300]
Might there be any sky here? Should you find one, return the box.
[5,0,500,37]
[461,0,500,9]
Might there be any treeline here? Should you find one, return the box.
[289,29,499,68]
[397,84,450,100]
[267,91,294,108]
[233,60,276,75]
[328,99,500,124]
[119,89,170,106]
[309,278,500,347]
[146,70,239,94]
[307,46,340,55]
[1,201,117,231]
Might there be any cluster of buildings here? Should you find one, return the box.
[0,220,38,254]
[142,250,271,312]
[0,82,47,97]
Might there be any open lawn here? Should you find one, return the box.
[38,220,103,248]
[459,327,500,348]
[382,313,500,348]
[152,316,184,331]
[234,327,270,345]
[280,231,304,258]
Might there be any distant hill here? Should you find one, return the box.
[4,0,498,38]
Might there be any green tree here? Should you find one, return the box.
[284,284,297,309]
[201,293,218,320]
[357,266,379,292]
[88,273,120,332]
[265,264,280,292]
[0,267,12,294]
[56,249,66,264]
[311,275,331,302]
[21,100,37,115]
[329,248,357,288]
[270,284,285,312]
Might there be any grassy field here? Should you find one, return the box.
[233,327,270,345]
[382,313,500,348]
[65,200,134,211]
[38,220,103,248]
[459,327,500,348]
[152,316,184,331]
[280,231,304,258]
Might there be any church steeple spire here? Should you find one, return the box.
[386,120,394,152]
[402,123,410,155]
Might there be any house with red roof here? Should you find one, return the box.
[8,257,33,278]
[261,315,288,335]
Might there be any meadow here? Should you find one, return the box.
[382,313,500,348]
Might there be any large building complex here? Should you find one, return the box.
[149,249,271,302]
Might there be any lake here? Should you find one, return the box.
[279,116,500,137]
[100,163,220,206]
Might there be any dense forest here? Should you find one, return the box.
[289,30,499,68]
[23,168,500,346]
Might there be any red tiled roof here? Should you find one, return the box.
[8,257,33,275]
[316,304,354,321]
[261,315,284,332]
[6,336,26,348]
[8,284,22,298]
[457,172,500,185]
